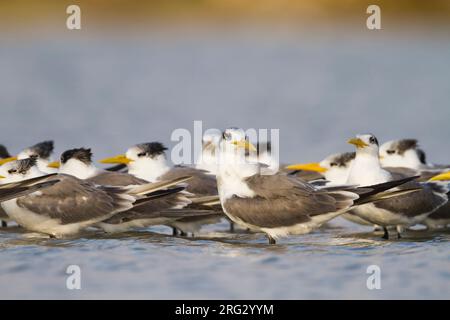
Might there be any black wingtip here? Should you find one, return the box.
[356,175,420,199]
[105,164,127,172]
[133,186,186,207]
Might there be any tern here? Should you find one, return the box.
[379,139,450,229]
[0,141,58,174]
[286,152,377,227]
[47,148,218,234]
[345,134,448,238]
[0,144,15,227]
[214,128,419,244]
[99,142,224,235]
[17,141,58,174]
[0,158,189,238]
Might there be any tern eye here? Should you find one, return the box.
[330,162,337,167]
[8,169,17,174]
[222,132,231,140]
[369,136,377,145]
[386,150,395,155]
[137,152,147,157]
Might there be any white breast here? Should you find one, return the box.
[347,155,392,186]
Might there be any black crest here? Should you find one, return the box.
[394,139,418,155]
[136,142,168,158]
[222,127,241,140]
[333,152,356,167]
[367,134,379,146]
[0,145,11,159]
[11,158,37,174]
[29,140,54,159]
[61,148,93,164]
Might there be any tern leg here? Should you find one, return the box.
[382,227,389,240]
[1,220,7,228]
[179,231,187,237]
[267,235,276,245]
[172,227,178,236]
[229,221,235,233]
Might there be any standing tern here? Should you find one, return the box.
[99,142,224,235]
[285,152,377,227]
[345,134,448,238]
[379,139,450,229]
[214,128,419,244]
[0,158,187,238]
[49,148,220,234]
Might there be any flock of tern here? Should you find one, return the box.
[0,128,449,244]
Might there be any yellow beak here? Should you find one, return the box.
[47,161,61,169]
[285,162,328,173]
[231,140,257,152]
[429,171,450,182]
[0,156,18,166]
[99,154,131,164]
[348,138,369,149]
[0,175,5,179]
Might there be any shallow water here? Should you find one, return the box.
[0,220,449,299]
[0,29,450,299]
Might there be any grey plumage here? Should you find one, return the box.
[16,174,133,225]
[0,174,60,223]
[87,171,147,186]
[425,197,450,228]
[0,173,60,203]
[160,166,218,196]
[87,170,220,232]
[222,174,416,230]
[373,181,447,218]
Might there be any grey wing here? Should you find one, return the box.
[428,201,450,220]
[287,170,325,182]
[418,170,447,182]
[429,164,450,170]
[374,181,447,217]
[161,166,218,196]
[0,174,60,203]
[16,175,133,224]
[385,167,437,182]
[101,190,192,224]
[223,174,356,228]
[385,167,417,180]
[87,171,148,186]
[103,208,220,224]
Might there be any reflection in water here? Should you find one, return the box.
[0,217,448,299]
